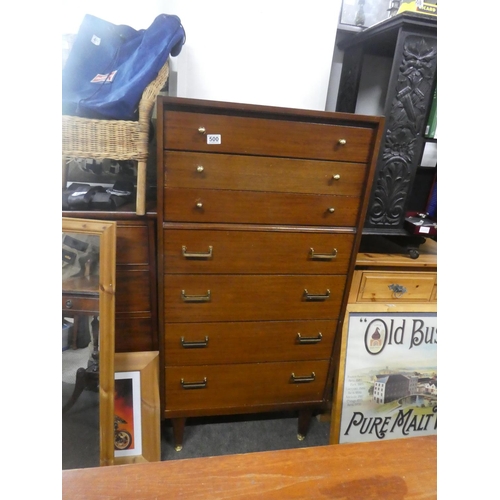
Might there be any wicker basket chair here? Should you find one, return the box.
[62,59,170,216]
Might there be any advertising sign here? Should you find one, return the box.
[338,312,437,444]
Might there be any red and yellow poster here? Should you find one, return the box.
[114,371,142,457]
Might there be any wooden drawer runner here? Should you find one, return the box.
[164,320,337,365]
[164,111,374,163]
[164,360,329,412]
[164,151,367,197]
[356,271,437,302]
[163,187,360,226]
[163,227,355,275]
[164,274,346,322]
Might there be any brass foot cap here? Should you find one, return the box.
[175,445,183,452]
[297,434,305,441]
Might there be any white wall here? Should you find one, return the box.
[61,0,342,111]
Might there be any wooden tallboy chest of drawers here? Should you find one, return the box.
[156,96,384,450]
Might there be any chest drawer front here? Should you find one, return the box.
[116,224,150,265]
[163,188,360,227]
[164,151,367,197]
[164,111,374,163]
[62,294,99,313]
[357,272,437,302]
[165,320,336,365]
[116,270,151,312]
[163,228,355,275]
[164,360,329,412]
[164,275,346,322]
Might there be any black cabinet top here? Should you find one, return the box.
[338,12,437,56]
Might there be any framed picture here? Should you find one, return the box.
[114,351,161,464]
[331,303,437,444]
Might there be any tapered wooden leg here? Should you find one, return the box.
[172,417,186,451]
[297,409,313,441]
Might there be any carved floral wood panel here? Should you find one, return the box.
[367,34,437,228]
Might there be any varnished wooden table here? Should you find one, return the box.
[62,435,436,499]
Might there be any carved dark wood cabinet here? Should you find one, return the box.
[336,12,437,251]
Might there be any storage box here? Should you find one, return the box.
[398,1,437,17]
[62,320,73,351]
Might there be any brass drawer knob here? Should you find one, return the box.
[338,138,347,145]
[196,165,205,173]
[196,202,204,209]
[332,174,340,180]
[198,127,206,134]
[65,300,72,309]
[327,207,335,213]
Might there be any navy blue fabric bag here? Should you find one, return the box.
[62,13,185,120]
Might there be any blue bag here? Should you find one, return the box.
[62,13,185,120]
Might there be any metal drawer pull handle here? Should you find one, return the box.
[291,372,316,383]
[181,377,207,389]
[388,284,407,298]
[297,333,323,344]
[196,202,204,209]
[338,138,347,145]
[196,165,204,173]
[198,127,206,134]
[181,336,209,348]
[389,284,407,299]
[181,290,211,302]
[309,248,338,260]
[182,245,213,259]
[327,207,335,213]
[332,174,341,180]
[303,289,330,301]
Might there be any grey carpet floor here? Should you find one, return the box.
[62,396,330,470]
[161,412,330,461]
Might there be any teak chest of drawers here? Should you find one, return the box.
[156,96,384,450]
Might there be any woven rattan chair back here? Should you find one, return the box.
[62,60,170,215]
